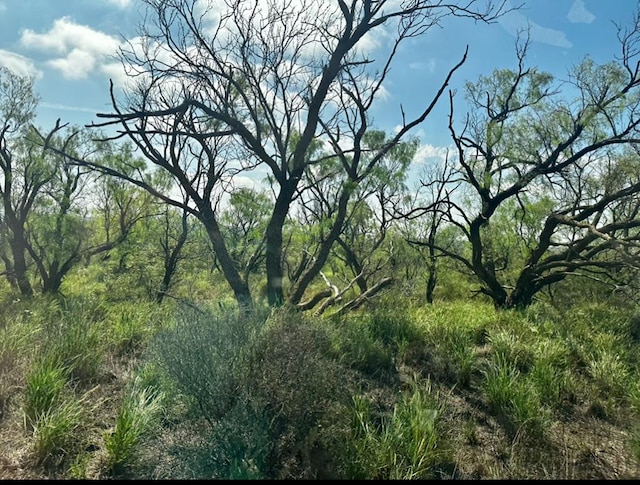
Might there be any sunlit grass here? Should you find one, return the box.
[104,375,165,475]
[31,395,86,466]
[348,374,452,479]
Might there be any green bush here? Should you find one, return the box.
[247,309,353,478]
[146,303,264,425]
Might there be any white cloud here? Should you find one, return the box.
[21,17,119,55]
[567,0,595,24]
[40,102,103,114]
[0,50,41,78]
[100,61,132,87]
[498,2,572,49]
[409,59,436,73]
[105,0,133,7]
[20,17,121,80]
[46,49,99,80]
[413,143,451,165]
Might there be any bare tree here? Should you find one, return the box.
[47,0,508,309]
[409,26,640,309]
[398,157,459,303]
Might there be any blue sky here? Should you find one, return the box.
[0,0,637,167]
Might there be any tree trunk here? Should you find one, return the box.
[265,182,296,307]
[10,230,33,297]
[425,227,438,304]
[201,208,253,310]
[156,211,188,304]
[425,262,437,304]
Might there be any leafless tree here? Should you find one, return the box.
[47,0,508,309]
[408,25,640,309]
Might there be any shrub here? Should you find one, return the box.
[246,309,353,478]
[146,303,264,426]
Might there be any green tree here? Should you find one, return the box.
[411,30,640,309]
[0,68,49,296]
[26,131,152,294]
[219,187,270,285]
[291,130,416,313]
[49,0,507,310]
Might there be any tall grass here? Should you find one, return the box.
[104,300,166,356]
[24,353,97,467]
[0,301,41,418]
[31,395,86,466]
[38,296,106,383]
[348,374,452,479]
[104,375,165,475]
[23,355,68,428]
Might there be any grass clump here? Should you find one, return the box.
[482,353,551,440]
[31,396,86,467]
[23,355,68,429]
[347,374,452,479]
[104,374,164,476]
[24,353,95,468]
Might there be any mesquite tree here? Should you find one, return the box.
[49,0,507,309]
[0,68,43,295]
[410,28,640,309]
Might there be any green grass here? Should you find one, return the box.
[23,351,99,468]
[2,282,639,480]
[104,375,165,475]
[348,374,452,479]
[23,355,69,428]
[31,395,86,466]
